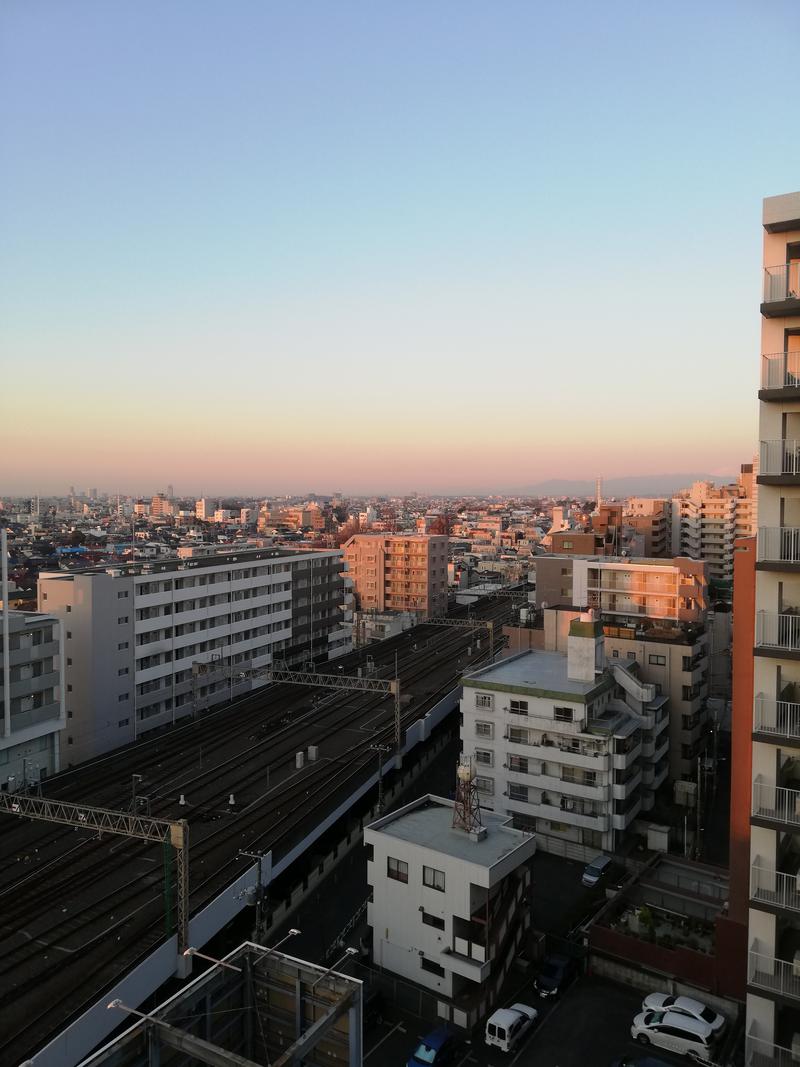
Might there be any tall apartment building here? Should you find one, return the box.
[1,610,65,789]
[343,534,448,619]
[671,467,757,583]
[38,546,349,765]
[529,554,710,780]
[744,191,800,1065]
[460,618,668,854]
[625,498,671,557]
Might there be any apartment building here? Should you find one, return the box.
[343,533,448,619]
[671,467,757,583]
[744,191,800,1066]
[460,617,668,854]
[365,793,536,1028]
[1,610,65,789]
[38,546,349,765]
[625,498,671,557]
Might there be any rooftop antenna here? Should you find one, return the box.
[452,755,482,833]
[596,475,603,512]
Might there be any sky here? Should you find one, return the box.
[2,0,799,496]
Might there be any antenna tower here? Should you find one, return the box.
[452,756,482,833]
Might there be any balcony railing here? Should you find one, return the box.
[764,262,800,303]
[755,611,800,651]
[752,778,800,827]
[762,351,800,391]
[758,527,800,564]
[750,861,800,913]
[748,946,800,1001]
[754,696,800,742]
[760,440,800,478]
[746,1034,799,1067]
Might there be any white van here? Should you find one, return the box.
[630,1009,717,1062]
[485,1004,538,1052]
[581,854,612,888]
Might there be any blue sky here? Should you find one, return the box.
[2,1,798,494]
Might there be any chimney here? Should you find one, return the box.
[567,611,604,682]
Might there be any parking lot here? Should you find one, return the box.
[363,975,704,1067]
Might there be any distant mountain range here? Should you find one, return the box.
[508,473,738,498]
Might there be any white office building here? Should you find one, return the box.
[365,794,535,1028]
[39,546,350,765]
[1,610,65,789]
[461,616,669,854]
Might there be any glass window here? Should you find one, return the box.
[554,706,573,723]
[423,866,445,891]
[475,693,493,710]
[387,856,408,883]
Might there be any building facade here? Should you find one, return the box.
[745,191,800,1065]
[671,467,757,584]
[460,618,668,854]
[343,534,448,619]
[38,546,350,765]
[365,794,535,1028]
[1,610,65,789]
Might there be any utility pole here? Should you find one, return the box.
[370,744,391,813]
[239,850,268,942]
[132,774,143,813]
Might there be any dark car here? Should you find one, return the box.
[533,953,578,998]
[407,1027,460,1067]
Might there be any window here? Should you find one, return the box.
[118,616,129,625]
[117,590,129,599]
[67,710,73,718]
[475,721,493,738]
[118,693,130,702]
[68,736,73,745]
[118,641,129,651]
[612,649,619,658]
[66,605,71,613]
[648,654,666,666]
[421,912,445,930]
[553,706,573,723]
[508,754,528,774]
[562,540,573,549]
[627,651,636,660]
[508,782,528,802]
[67,657,72,666]
[420,957,446,977]
[67,684,72,692]
[509,699,528,715]
[475,776,494,794]
[118,667,129,676]
[423,866,445,892]
[548,821,570,833]
[66,631,72,639]
[475,693,493,710]
[387,857,408,883]
[118,718,129,727]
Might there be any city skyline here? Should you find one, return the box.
[2,2,799,493]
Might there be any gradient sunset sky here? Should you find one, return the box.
[2,1,799,496]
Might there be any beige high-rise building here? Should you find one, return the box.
[671,467,756,582]
[745,191,800,1064]
[343,534,448,619]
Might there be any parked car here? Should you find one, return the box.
[407,1028,460,1067]
[533,954,578,998]
[641,993,726,1036]
[630,1009,717,1062]
[485,1003,538,1053]
[582,854,612,888]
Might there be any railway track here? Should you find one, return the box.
[0,593,516,1064]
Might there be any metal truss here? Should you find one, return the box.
[0,792,190,952]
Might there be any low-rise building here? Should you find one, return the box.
[366,792,535,1028]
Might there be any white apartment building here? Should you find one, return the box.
[1,610,65,789]
[671,467,757,583]
[39,546,350,765]
[365,794,535,1028]
[461,616,669,854]
[745,191,800,1065]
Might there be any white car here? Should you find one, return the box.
[641,994,726,1036]
[631,1010,717,1062]
[485,1003,538,1053]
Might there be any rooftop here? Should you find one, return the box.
[368,795,534,868]
[463,650,607,700]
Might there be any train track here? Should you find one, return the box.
[0,593,516,1064]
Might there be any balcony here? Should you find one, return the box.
[761,351,800,400]
[752,778,800,828]
[755,611,800,657]
[754,696,800,743]
[759,441,800,485]
[749,945,800,1002]
[751,861,800,914]
[758,528,800,570]
[762,262,800,317]
[746,1034,798,1067]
